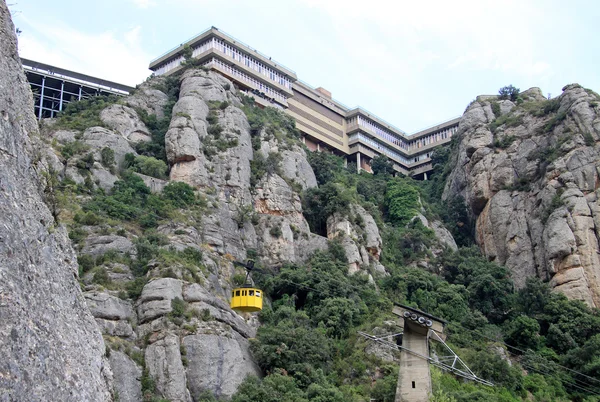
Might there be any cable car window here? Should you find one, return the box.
[236,290,240,296]
[243,290,247,296]
[255,291,261,297]
[232,291,235,297]
[249,290,254,296]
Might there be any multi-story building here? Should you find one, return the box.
[149,27,459,178]
[22,58,133,120]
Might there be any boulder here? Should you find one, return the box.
[109,351,143,402]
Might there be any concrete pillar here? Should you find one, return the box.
[424,172,428,181]
[317,143,320,152]
[356,152,361,172]
[344,158,348,168]
[78,85,82,100]
[59,80,65,112]
[38,76,45,120]
[396,325,431,402]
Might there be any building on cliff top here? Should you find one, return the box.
[22,58,134,120]
[149,26,459,178]
[21,26,458,178]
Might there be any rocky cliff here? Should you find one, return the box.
[443,85,600,307]
[0,3,111,400]
[29,60,391,400]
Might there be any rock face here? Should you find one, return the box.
[327,204,385,275]
[0,3,111,400]
[444,85,600,307]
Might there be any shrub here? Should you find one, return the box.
[100,147,116,169]
[130,155,168,179]
[171,297,187,318]
[61,140,90,160]
[371,154,394,175]
[162,181,195,207]
[269,225,283,238]
[385,178,420,226]
[498,85,520,101]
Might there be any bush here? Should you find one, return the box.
[371,154,395,176]
[162,181,195,207]
[171,297,187,318]
[269,225,283,238]
[130,155,168,179]
[498,85,520,102]
[385,178,420,226]
[100,147,116,169]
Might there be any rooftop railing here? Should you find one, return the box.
[150,26,296,75]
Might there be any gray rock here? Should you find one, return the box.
[0,4,111,400]
[145,334,191,402]
[85,291,135,321]
[109,351,142,402]
[100,104,151,142]
[137,278,184,323]
[135,172,168,193]
[444,85,600,306]
[126,81,170,119]
[183,331,261,399]
[82,126,137,168]
[82,235,136,257]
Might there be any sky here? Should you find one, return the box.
[11,0,600,133]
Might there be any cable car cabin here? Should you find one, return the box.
[230,286,263,312]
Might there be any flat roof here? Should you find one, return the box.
[149,26,297,79]
[21,58,134,93]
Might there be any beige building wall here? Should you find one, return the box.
[286,87,349,154]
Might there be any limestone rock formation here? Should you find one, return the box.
[0,3,111,400]
[327,204,385,275]
[444,85,600,307]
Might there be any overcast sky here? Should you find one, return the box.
[11,0,600,133]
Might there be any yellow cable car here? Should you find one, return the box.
[230,259,264,313]
[230,285,263,312]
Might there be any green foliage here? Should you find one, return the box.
[83,173,177,226]
[100,147,116,171]
[493,135,516,149]
[55,95,118,131]
[371,154,394,176]
[162,181,196,207]
[302,182,353,235]
[490,101,501,117]
[498,85,520,102]
[61,140,90,160]
[233,373,308,402]
[269,224,283,238]
[489,113,523,133]
[249,151,282,187]
[385,177,420,226]
[170,297,187,318]
[440,196,474,247]
[134,75,180,162]
[306,151,345,185]
[504,315,543,351]
[128,155,168,179]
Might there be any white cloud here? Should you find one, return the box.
[17,18,151,86]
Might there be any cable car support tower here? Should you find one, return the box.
[359,304,492,402]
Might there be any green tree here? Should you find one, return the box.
[371,154,394,176]
[162,181,196,207]
[385,177,420,225]
[498,85,520,102]
[232,373,307,402]
[504,315,543,351]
